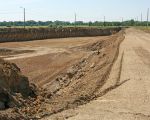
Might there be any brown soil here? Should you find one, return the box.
[0,58,38,119]
[41,31,124,117]
[0,48,34,56]
[0,27,121,42]
[52,28,150,120]
[0,30,124,119]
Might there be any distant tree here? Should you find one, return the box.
[0,19,148,27]
[89,21,92,26]
[130,19,135,26]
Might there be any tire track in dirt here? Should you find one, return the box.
[91,37,126,100]
[43,34,126,120]
[58,28,150,120]
[92,51,130,100]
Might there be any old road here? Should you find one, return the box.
[45,28,150,120]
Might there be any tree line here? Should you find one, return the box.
[0,20,149,27]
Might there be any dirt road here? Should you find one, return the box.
[46,28,150,120]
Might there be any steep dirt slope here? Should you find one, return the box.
[39,31,125,118]
[0,58,38,120]
[46,28,150,120]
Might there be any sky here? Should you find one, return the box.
[0,0,149,22]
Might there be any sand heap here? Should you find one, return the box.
[0,58,36,110]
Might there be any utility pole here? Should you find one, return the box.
[141,13,143,26]
[134,18,136,26]
[122,17,124,26]
[141,13,143,22]
[147,8,149,27]
[137,16,138,26]
[20,7,26,29]
[104,16,105,27]
[24,8,25,29]
[74,13,77,28]
[134,17,138,26]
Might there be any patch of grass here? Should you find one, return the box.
[137,26,150,30]
[137,26,150,33]
[0,26,48,28]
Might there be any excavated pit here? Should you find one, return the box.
[0,29,125,120]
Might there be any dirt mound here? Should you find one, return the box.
[0,59,35,109]
[0,58,53,119]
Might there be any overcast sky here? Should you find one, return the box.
[0,0,149,22]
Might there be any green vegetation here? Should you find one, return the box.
[0,19,150,28]
[137,26,150,32]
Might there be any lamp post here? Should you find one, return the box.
[104,16,105,27]
[147,8,149,27]
[122,17,124,26]
[20,7,26,29]
[74,13,77,28]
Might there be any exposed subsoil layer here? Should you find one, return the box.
[46,28,150,120]
[0,58,39,120]
[0,30,124,119]
[0,27,121,42]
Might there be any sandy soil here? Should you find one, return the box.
[0,31,124,119]
[0,35,119,86]
[45,28,150,120]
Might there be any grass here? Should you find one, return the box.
[136,26,150,33]
[0,26,48,28]
[137,26,150,29]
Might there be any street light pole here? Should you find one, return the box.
[122,17,124,26]
[20,7,26,29]
[104,16,105,27]
[147,8,149,27]
[24,8,25,29]
[141,13,143,26]
[137,16,138,26]
[74,13,77,28]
